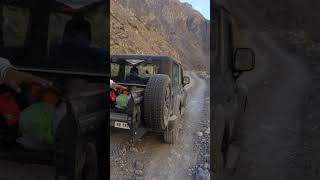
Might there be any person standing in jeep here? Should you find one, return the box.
[0,58,49,92]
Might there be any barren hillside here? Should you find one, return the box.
[111,0,210,70]
[110,0,182,64]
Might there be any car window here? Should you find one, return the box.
[84,5,107,48]
[125,63,159,78]
[172,63,180,86]
[111,63,120,78]
[2,5,30,47]
[48,12,71,47]
[46,7,107,73]
[48,5,107,49]
[111,61,159,83]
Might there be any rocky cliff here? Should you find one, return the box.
[111,0,210,70]
[110,0,181,62]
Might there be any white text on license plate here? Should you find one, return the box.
[114,121,130,129]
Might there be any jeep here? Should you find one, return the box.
[110,54,190,144]
[212,3,255,179]
[0,1,108,180]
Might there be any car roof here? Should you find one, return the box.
[111,54,180,65]
[56,0,101,9]
[2,0,104,12]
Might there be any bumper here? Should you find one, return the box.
[110,111,130,128]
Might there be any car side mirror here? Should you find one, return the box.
[234,48,255,72]
[183,76,190,86]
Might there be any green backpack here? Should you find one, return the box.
[19,102,55,145]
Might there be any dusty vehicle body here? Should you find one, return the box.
[110,54,189,144]
[212,3,255,180]
[0,0,108,179]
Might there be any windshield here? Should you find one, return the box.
[0,3,107,74]
[111,61,159,84]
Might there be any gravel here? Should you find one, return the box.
[196,131,203,137]
[134,160,144,170]
[194,167,210,180]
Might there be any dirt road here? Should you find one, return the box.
[110,71,210,180]
[232,31,315,180]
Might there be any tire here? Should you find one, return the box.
[76,141,98,180]
[144,74,171,131]
[164,117,179,144]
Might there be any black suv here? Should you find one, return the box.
[0,1,108,179]
[212,3,255,180]
[110,54,190,144]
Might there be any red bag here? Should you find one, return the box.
[109,89,117,102]
[0,92,20,126]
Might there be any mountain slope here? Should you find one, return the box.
[112,0,210,70]
[110,0,181,63]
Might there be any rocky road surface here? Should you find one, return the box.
[110,71,210,180]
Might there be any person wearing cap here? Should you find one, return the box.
[0,57,48,92]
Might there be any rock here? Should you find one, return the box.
[172,151,181,159]
[204,154,210,161]
[135,176,143,180]
[203,162,210,169]
[204,127,210,134]
[129,168,134,173]
[135,160,144,170]
[196,131,203,137]
[184,155,191,161]
[194,168,210,180]
[130,147,139,153]
[121,147,127,153]
[134,170,143,176]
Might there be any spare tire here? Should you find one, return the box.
[144,74,171,131]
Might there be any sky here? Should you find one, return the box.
[179,0,210,20]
